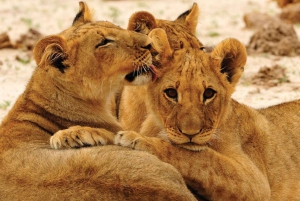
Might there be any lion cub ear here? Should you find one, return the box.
[127,11,157,34]
[210,38,247,86]
[72,1,94,26]
[33,35,68,73]
[175,3,200,35]
[148,28,173,58]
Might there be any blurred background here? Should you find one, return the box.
[1,0,300,120]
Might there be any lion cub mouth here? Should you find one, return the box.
[125,65,157,85]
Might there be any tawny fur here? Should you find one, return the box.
[48,1,155,149]
[0,2,196,200]
[115,29,300,200]
[119,3,203,133]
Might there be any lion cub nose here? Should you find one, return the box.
[178,127,202,137]
[177,116,202,136]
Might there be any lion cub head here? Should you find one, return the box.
[148,29,247,151]
[33,2,154,101]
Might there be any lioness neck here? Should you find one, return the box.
[1,68,122,135]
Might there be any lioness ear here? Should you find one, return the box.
[211,38,247,86]
[148,28,173,58]
[72,1,94,26]
[127,11,157,34]
[175,3,200,35]
[33,35,68,73]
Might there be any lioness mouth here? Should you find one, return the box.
[125,65,157,83]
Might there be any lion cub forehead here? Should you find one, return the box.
[179,50,211,76]
[162,50,215,89]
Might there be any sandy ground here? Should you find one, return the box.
[1,0,300,121]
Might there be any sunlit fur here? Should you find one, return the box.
[0,2,196,200]
[116,29,300,200]
[119,3,203,132]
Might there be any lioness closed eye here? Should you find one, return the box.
[115,28,300,200]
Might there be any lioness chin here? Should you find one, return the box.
[0,2,196,200]
[115,29,300,200]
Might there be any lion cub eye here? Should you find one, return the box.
[95,39,113,48]
[203,88,216,100]
[164,88,178,101]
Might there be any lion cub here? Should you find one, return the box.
[115,29,300,200]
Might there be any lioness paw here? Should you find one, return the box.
[50,126,114,149]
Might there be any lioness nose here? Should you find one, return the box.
[131,32,152,47]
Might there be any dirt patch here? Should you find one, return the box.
[275,0,300,8]
[0,28,43,51]
[243,12,277,29]
[247,19,300,56]
[0,29,43,64]
[280,3,300,23]
[251,64,290,88]
[14,28,43,51]
[0,33,13,49]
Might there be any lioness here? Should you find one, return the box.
[0,2,196,200]
[115,29,300,200]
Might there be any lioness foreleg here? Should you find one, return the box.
[50,126,115,149]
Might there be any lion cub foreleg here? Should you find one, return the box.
[114,131,271,201]
[50,126,115,149]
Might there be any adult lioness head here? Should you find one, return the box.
[148,29,247,151]
[33,2,154,102]
[127,3,202,51]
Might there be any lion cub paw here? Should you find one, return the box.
[114,131,141,148]
[50,126,115,149]
[114,131,155,152]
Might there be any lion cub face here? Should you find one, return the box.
[148,29,247,151]
[33,2,154,101]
